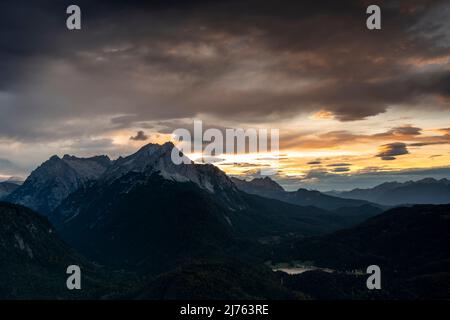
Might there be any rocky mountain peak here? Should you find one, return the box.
[250,177,284,191]
[6,154,111,215]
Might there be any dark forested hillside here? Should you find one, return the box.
[0,202,133,299]
[272,204,450,299]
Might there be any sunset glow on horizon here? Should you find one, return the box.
[0,0,449,191]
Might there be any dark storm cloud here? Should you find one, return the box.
[0,0,449,141]
[376,142,410,160]
[130,131,149,141]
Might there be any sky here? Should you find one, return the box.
[0,0,449,190]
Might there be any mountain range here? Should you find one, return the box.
[49,142,373,274]
[2,142,449,299]
[328,178,450,205]
[231,176,378,210]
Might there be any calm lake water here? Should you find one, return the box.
[272,265,334,275]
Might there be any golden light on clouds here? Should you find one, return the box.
[405,54,450,67]
[310,110,335,120]
[88,106,450,190]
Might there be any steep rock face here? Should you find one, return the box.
[7,142,245,218]
[99,142,247,211]
[6,155,111,215]
[103,142,241,196]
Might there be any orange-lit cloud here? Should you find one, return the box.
[310,110,335,120]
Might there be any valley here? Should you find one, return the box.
[1,142,449,299]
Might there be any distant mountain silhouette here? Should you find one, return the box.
[273,204,450,299]
[50,143,370,274]
[232,176,284,193]
[6,155,111,215]
[231,176,380,211]
[0,202,128,299]
[330,178,450,205]
[5,176,24,185]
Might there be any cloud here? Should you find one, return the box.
[0,158,15,169]
[438,128,450,134]
[221,162,269,168]
[327,163,352,167]
[374,125,422,137]
[275,166,450,191]
[0,158,23,175]
[307,160,322,165]
[0,0,449,184]
[332,167,350,172]
[407,127,450,147]
[409,141,449,147]
[376,142,410,160]
[130,131,149,141]
[282,125,427,150]
[0,0,449,144]
[310,110,335,120]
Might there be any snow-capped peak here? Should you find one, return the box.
[102,142,236,194]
